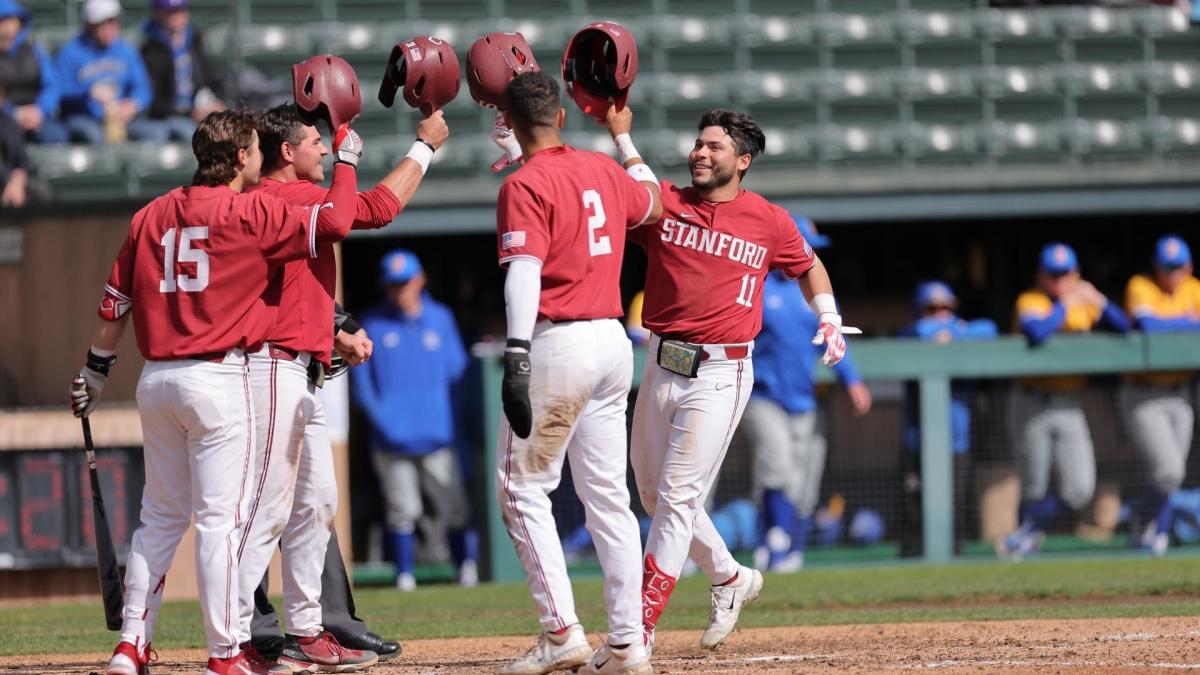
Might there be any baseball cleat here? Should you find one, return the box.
[337,631,401,662]
[995,526,1044,562]
[499,623,591,675]
[106,639,150,675]
[699,567,763,650]
[273,632,377,673]
[578,641,652,675]
[205,653,272,675]
[238,643,279,673]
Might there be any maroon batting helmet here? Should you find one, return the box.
[378,36,461,116]
[562,21,638,121]
[466,32,540,110]
[292,55,362,132]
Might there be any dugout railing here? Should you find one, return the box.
[476,332,1200,582]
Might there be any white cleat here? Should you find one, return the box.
[699,567,763,650]
[578,641,652,675]
[499,624,591,675]
[396,572,416,592]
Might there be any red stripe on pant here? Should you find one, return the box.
[502,428,565,631]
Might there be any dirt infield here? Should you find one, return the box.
[4,616,1199,673]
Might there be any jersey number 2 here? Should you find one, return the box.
[159,227,209,293]
[583,189,611,257]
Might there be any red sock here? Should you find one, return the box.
[641,554,677,633]
[715,571,739,586]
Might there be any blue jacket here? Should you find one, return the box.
[351,296,468,455]
[55,31,151,120]
[901,315,998,453]
[751,270,862,415]
[0,0,59,117]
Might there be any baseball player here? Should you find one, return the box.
[352,249,479,593]
[1120,235,1200,556]
[70,109,361,675]
[899,281,997,557]
[235,99,448,672]
[630,108,851,651]
[999,242,1129,561]
[741,217,871,574]
[494,71,661,675]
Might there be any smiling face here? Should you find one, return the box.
[288,124,327,182]
[689,126,751,192]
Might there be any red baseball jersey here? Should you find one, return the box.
[496,145,654,321]
[98,185,329,360]
[629,181,816,344]
[252,178,403,365]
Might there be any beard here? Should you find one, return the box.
[690,161,736,191]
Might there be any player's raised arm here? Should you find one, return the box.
[605,104,663,226]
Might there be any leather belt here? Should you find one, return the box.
[268,344,300,361]
[701,344,750,360]
[184,351,233,363]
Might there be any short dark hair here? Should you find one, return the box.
[504,71,561,131]
[697,108,766,176]
[192,109,260,187]
[258,103,308,174]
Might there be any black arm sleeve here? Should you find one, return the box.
[334,302,362,335]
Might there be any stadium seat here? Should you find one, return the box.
[975,8,1057,42]
[811,69,895,102]
[817,12,896,47]
[739,14,815,47]
[983,120,1064,161]
[912,99,984,125]
[333,0,408,23]
[979,65,1058,99]
[414,0,488,21]
[316,22,386,54]
[818,124,900,164]
[1053,63,1140,97]
[1053,6,1136,39]
[1133,5,1192,37]
[23,0,70,31]
[247,0,326,25]
[734,71,812,105]
[1152,117,1200,156]
[121,143,197,196]
[1067,118,1145,156]
[899,67,977,100]
[903,123,982,163]
[896,10,976,43]
[1136,61,1200,94]
[29,145,126,202]
[757,126,818,165]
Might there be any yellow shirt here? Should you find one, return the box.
[1125,274,1200,387]
[1013,289,1103,392]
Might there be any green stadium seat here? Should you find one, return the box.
[1152,117,1200,156]
[819,124,900,163]
[912,99,983,124]
[975,8,1057,42]
[417,0,489,21]
[899,67,977,100]
[31,145,128,202]
[738,14,815,48]
[23,0,70,31]
[748,44,821,71]
[980,65,1057,99]
[1053,7,1136,39]
[653,14,732,48]
[247,0,326,25]
[482,18,564,50]
[757,126,818,165]
[1075,95,1147,122]
[664,0,732,16]
[1133,5,1192,37]
[746,103,819,129]
[903,122,982,163]
[121,143,196,195]
[817,12,896,47]
[1067,118,1145,156]
[316,23,387,54]
[747,0,818,13]
[897,10,976,43]
[811,69,895,102]
[914,42,983,68]
[1053,63,1139,97]
[1137,61,1200,94]
[983,120,1064,160]
[333,1,410,23]
[732,71,811,105]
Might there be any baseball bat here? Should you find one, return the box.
[81,416,125,631]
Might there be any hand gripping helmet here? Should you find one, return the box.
[562,21,638,121]
[378,36,462,115]
[465,32,540,110]
[292,55,362,132]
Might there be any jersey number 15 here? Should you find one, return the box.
[159,226,209,293]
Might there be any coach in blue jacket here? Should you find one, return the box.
[740,218,871,573]
[55,0,154,144]
[352,249,478,591]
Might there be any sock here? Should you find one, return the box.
[715,571,739,586]
[762,490,796,567]
[790,515,814,554]
[390,529,415,576]
[641,554,677,633]
[1018,496,1059,533]
[1156,491,1175,535]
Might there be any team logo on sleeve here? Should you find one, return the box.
[803,239,813,258]
[502,231,527,250]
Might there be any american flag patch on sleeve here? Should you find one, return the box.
[502,231,527,250]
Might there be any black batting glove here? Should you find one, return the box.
[502,339,533,439]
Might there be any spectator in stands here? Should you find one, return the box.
[0,0,66,143]
[999,242,1129,561]
[140,0,224,142]
[898,281,997,557]
[738,217,871,573]
[1120,235,1200,557]
[55,0,154,144]
[351,250,479,591]
[0,104,30,206]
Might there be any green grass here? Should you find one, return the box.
[6,556,1200,656]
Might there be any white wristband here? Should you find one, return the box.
[405,140,434,175]
[625,163,657,184]
[614,133,639,165]
[90,346,116,358]
[811,293,838,317]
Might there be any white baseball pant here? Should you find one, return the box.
[1008,386,1096,510]
[744,400,826,515]
[372,446,471,532]
[496,318,643,645]
[236,348,337,643]
[121,352,253,659]
[631,334,755,584]
[1119,382,1193,493]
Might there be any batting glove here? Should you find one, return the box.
[811,313,848,367]
[502,339,533,439]
[334,123,363,167]
[490,112,522,173]
[71,350,116,418]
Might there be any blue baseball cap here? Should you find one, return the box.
[1039,242,1078,275]
[152,0,188,9]
[793,215,831,249]
[379,249,422,285]
[914,280,958,313]
[1154,235,1191,269]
